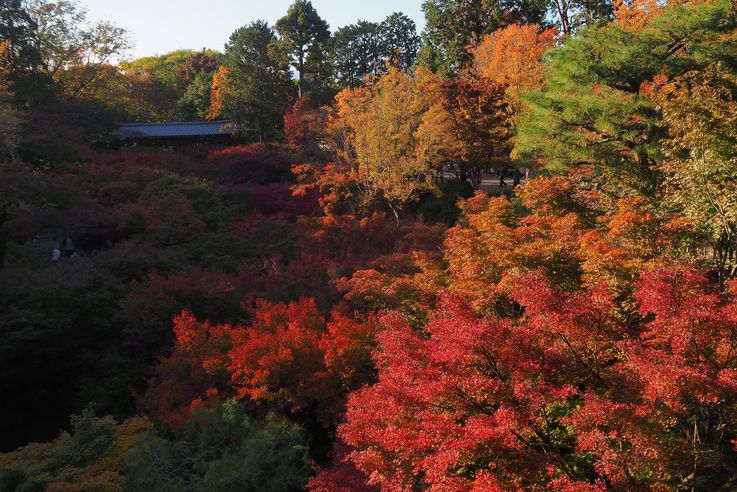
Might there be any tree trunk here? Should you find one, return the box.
[298,52,305,99]
[387,202,400,228]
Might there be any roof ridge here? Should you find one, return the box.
[115,120,239,138]
[119,120,231,127]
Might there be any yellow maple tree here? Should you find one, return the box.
[329,66,460,222]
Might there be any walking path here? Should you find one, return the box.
[478,173,527,195]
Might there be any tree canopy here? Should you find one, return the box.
[221,21,293,141]
[4,0,737,490]
[275,0,331,98]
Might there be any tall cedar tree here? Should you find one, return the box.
[331,21,385,88]
[221,21,293,142]
[331,14,421,88]
[380,12,422,70]
[275,0,331,98]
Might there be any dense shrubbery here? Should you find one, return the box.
[0,144,306,449]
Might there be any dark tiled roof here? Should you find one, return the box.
[115,120,238,138]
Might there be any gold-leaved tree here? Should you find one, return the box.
[328,65,460,223]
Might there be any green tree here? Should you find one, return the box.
[120,50,199,119]
[122,50,195,95]
[516,0,737,196]
[275,0,331,98]
[419,0,548,76]
[548,0,614,35]
[222,21,293,141]
[379,12,421,70]
[331,13,421,88]
[125,401,311,492]
[0,0,51,106]
[331,20,383,88]
[0,409,152,492]
[0,0,38,72]
[27,0,130,98]
[176,70,215,120]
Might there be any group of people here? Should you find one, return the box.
[47,235,113,263]
[51,236,78,263]
[496,166,528,188]
[437,165,531,190]
[470,166,529,189]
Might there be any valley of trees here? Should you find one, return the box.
[2,0,737,490]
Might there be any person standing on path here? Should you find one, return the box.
[63,236,76,257]
[51,245,61,264]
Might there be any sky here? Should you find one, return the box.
[82,0,426,60]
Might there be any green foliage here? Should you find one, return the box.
[141,175,224,227]
[0,263,130,444]
[178,220,295,271]
[122,50,197,94]
[0,0,53,106]
[416,179,474,224]
[275,0,331,98]
[0,409,152,492]
[379,12,422,70]
[517,0,737,195]
[548,0,613,35]
[419,0,547,76]
[222,21,293,141]
[331,21,385,88]
[114,49,218,121]
[176,71,214,120]
[331,13,421,88]
[0,404,308,492]
[0,1,40,73]
[125,401,310,492]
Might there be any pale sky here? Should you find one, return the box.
[82,0,426,60]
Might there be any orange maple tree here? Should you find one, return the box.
[472,24,557,97]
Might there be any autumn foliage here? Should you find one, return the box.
[284,95,327,151]
[311,263,737,490]
[328,66,458,218]
[4,1,737,490]
[472,24,557,97]
[143,298,377,430]
[207,65,229,120]
[443,77,514,170]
